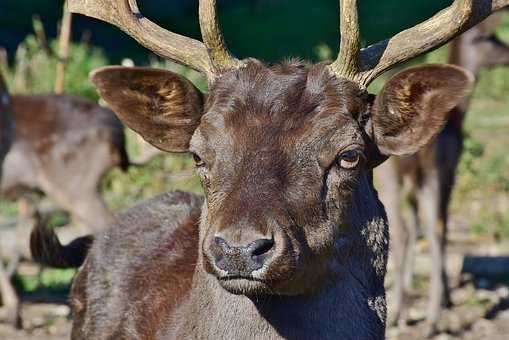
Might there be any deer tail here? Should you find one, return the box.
[30,213,93,268]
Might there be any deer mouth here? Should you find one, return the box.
[217,275,271,295]
[219,274,265,282]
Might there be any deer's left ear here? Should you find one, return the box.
[369,64,474,156]
[91,66,204,153]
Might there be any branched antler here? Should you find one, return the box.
[70,0,509,85]
[329,0,509,87]
[68,0,241,79]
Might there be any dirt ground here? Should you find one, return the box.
[0,236,508,339]
[0,303,71,340]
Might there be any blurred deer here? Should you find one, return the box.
[0,89,127,231]
[378,12,509,332]
[0,69,128,327]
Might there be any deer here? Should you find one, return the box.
[377,11,509,331]
[30,0,509,338]
[0,70,128,327]
[0,76,127,231]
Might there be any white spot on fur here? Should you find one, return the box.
[368,295,387,323]
[362,217,388,277]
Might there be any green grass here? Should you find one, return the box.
[3,34,108,100]
[13,268,76,294]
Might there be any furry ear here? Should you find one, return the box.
[370,64,474,156]
[91,66,204,153]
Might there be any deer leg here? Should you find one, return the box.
[376,161,409,327]
[40,178,114,234]
[0,261,21,328]
[5,252,20,278]
[438,180,454,309]
[403,194,419,292]
[418,173,442,337]
[70,195,115,233]
[37,139,116,233]
[439,222,452,308]
[436,133,462,309]
[57,188,115,233]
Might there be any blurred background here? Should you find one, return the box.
[0,0,508,339]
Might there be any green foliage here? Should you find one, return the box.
[102,151,202,212]
[453,53,509,239]
[0,199,19,222]
[459,135,485,185]
[13,268,76,293]
[474,66,509,101]
[3,34,108,99]
[47,211,71,228]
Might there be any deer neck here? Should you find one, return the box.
[168,174,387,339]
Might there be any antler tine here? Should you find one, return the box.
[199,0,242,73]
[328,0,361,82]
[357,0,474,86]
[68,0,214,76]
[329,0,509,87]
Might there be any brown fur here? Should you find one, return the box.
[28,59,476,339]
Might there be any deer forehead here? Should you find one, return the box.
[191,62,367,157]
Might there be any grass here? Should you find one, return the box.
[453,72,509,239]
[13,268,76,295]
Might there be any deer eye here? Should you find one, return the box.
[192,153,205,167]
[338,150,361,169]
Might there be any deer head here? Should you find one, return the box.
[69,0,506,297]
[450,11,509,73]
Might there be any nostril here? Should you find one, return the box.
[249,238,275,257]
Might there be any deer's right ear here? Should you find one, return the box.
[91,66,204,153]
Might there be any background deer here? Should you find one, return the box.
[0,75,127,231]
[378,12,509,331]
[0,69,128,327]
[31,0,508,339]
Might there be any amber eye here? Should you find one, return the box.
[192,153,205,167]
[338,150,361,169]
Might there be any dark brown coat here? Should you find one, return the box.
[33,60,473,339]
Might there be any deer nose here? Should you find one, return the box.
[213,236,274,274]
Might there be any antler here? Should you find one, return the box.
[68,0,240,79]
[329,0,509,87]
